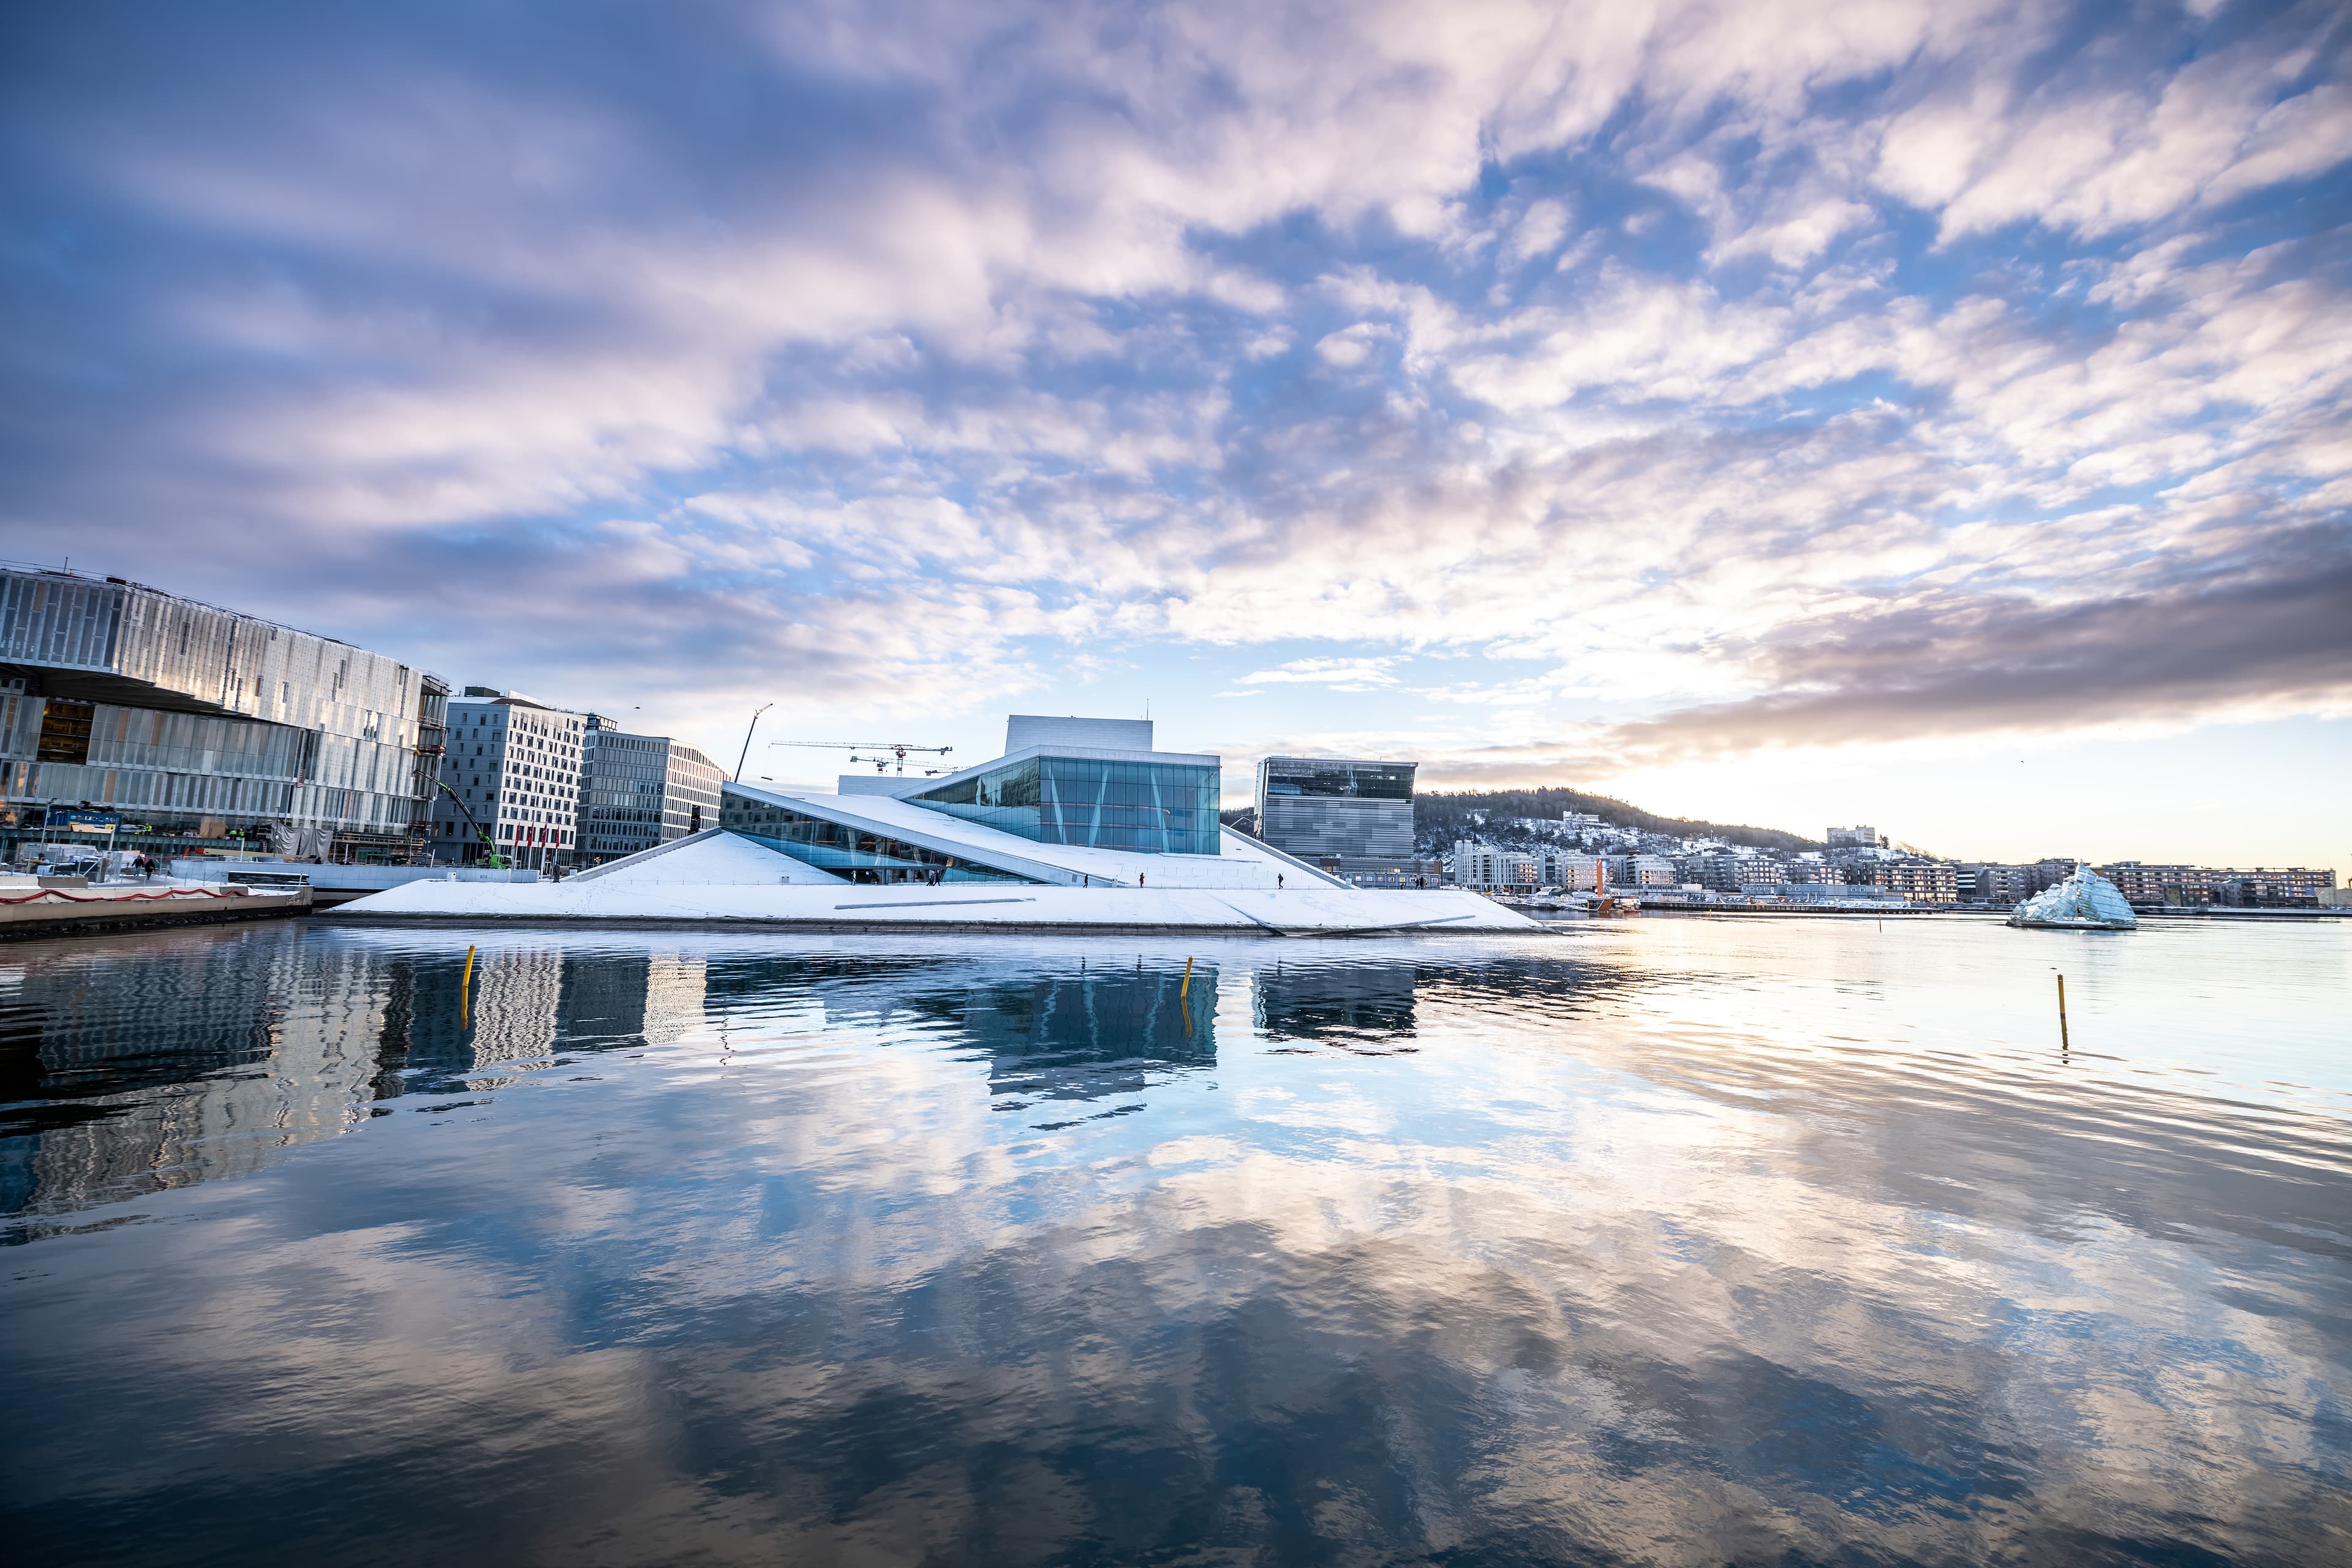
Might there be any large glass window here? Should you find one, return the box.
[1259,760,1415,799]
[910,755,1220,855]
[721,796,1035,884]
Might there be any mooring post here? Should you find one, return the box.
[461,944,477,1028]
[2056,973,2068,1051]
[1180,956,1194,1003]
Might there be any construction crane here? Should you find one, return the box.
[435,780,511,869]
[772,739,954,775]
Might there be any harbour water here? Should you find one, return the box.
[4,916,2348,1564]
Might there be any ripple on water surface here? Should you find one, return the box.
[2,916,2348,1564]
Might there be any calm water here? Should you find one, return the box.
[2,916,2348,1565]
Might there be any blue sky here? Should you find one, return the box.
[4,1,2348,870]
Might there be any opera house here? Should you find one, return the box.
[340,715,1538,935]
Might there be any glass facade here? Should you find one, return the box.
[908,755,1221,856]
[575,724,723,865]
[1,567,441,860]
[1254,756,1417,859]
[721,794,1035,884]
[1257,758,1415,801]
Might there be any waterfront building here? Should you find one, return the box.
[717,715,1251,885]
[1450,842,1527,892]
[1863,859,1959,903]
[1673,853,1744,892]
[1605,853,1679,888]
[429,690,587,870]
[2223,867,2336,904]
[352,711,1540,928]
[1964,862,2079,905]
[2098,862,2338,907]
[1543,850,1609,891]
[0,566,445,862]
[575,718,723,865]
[1254,755,1417,859]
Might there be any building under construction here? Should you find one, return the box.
[0,566,447,863]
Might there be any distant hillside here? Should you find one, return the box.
[1414,787,1821,852]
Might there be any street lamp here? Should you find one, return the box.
[734,703,774,782]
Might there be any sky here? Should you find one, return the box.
[3,1,2348,872]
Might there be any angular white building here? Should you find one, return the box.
[345,715,1539,934]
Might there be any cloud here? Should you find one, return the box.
[0,0,2346,797]
[1593,531,2352,763]
[1238,657,1407,691]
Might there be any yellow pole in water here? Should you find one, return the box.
[2056,973,2068,1051]
[461,944,477,1028]
[1179,956,1193,1003]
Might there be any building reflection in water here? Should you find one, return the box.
[0,930,710,1223]
[701,949,1221,1108]
[1252,959,1418,1048]
[960,962,1216,1107]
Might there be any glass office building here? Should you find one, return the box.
[1,566,443,861]
[1254,756,1417,859]
[721,793,1034,884]
[575,720,724,865]
[908,754,1221,856]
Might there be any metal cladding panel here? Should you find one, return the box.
[1258,796,1416,858]
[1005,715,1153,753]
[0,568,434,832]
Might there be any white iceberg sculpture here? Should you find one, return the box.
[2008,864,2138,930]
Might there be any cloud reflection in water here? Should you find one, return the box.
[1,921,2348,1564]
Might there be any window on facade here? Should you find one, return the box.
[36,700,95,764]
[721,796,1034,884]
[1259,761,1414,799]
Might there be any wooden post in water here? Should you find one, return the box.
[1180,956,1194,1004]
[461,944,477,1029]
[2056,973,2068,1051]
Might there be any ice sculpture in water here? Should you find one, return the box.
[2008,864,2138,930]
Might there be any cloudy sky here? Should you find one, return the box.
[5,1,2348,869]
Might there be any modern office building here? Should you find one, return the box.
[429,690,588,870]
[1254,756,1416,859]
[575,718,724,865]
[0,566,445,861]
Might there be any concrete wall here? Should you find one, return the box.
[173,859,540,889]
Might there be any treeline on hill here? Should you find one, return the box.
[1414,788,1820,852]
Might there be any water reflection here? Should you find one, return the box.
[0,932,717,1218]
[1253,958,1415,1046]
[961,963,1216,1109]
[1,921,2349,1566]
